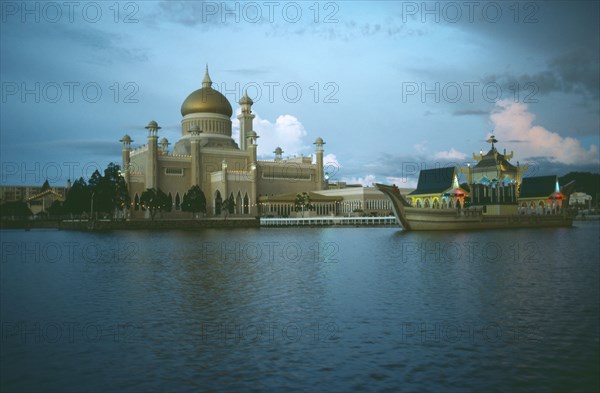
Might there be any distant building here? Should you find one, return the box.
[570,192,593,209]
[0,182,67,215]
[257,186,414,217]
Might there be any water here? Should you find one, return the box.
[1,223,599,392]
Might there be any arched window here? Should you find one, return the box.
[175,192,181,210]
[228,192,235,214]
[243,193,250,214]
[134,194,140,211]
[424,200,430,208]
[236,191,242,214]
[214,191,222,215]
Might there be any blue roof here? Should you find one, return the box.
[519,175,558,198]
[409,167,456,195]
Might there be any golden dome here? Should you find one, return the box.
[181,66,233,117]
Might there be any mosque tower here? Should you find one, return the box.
[145,120,160,189]
[314,137,326,190]
[119,134,133,183]
[238,91,254,150]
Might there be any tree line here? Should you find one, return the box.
[0,162,235,220]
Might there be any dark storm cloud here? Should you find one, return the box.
[156,1,424,40]
[520,157,600,177]
[483,49,600,100]
[343,152,599,187]
[452,1,599,54]
[157,1,228,27]
[343,152,469,186]
[1,22,147,78]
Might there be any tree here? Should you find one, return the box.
[221,194,235,220]
[0,201,33,219]
[105,163,131,214]
[294,192,314,217]
[64,177,91,216]
[181,185,207,218]
[48,200,66,217]
[91,163,130,217]
[140,188,170,220]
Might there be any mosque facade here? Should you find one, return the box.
[121,67,326,218]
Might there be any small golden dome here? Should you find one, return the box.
[239,91,253,105]
[181,66,233,117]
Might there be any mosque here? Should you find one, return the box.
[120,67,327,218]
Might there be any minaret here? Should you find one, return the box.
[221,159,228,206]
[274,147,283,161]
[247,130,259,164]
[159,137,170,154]
[247,131,259,216]
[190,125,202,187]
[314,137,325,190]
[119,134,133,183]
[238,91,254,150]
[145,120,160,189]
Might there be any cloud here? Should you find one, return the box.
[433,148,467,160]
[483,49,600,100]
[490,100,599,165]
[232,110,310,158]
[452,109,488,116]
[156,1,425,40]
[413,142,466,161]
[157,1,236,28]
[413,142,428,155]
[322,153,342,180]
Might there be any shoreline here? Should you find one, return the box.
[1,215,597,231]
[0,218,260,230]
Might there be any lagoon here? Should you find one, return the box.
[1,223,599,392]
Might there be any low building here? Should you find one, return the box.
[569,192,593,209]
[0,182,67,215]
[26,188,65,215]
[258,191,342,217]
[257,186,414,217]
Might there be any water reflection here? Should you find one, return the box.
[1,224,598,392]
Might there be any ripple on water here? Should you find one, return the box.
[1,225,598,392]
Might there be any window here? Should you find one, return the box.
[165,168,184,176]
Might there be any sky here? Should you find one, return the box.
[1,0,599,187]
